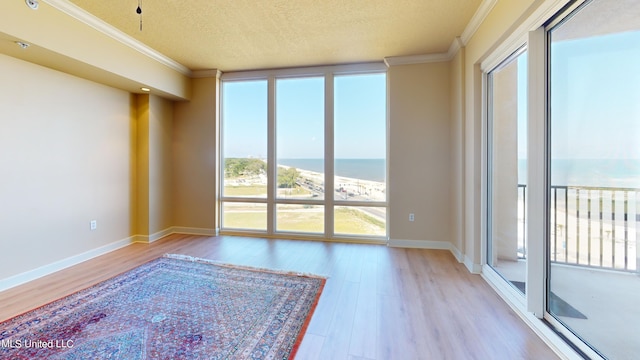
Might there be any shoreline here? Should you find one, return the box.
[280,165,386,201]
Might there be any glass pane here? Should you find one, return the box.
[276,77,325,200]
[221,202,267,231]
[222,80,268,198]
[334,74,386,202]
[549,0,640,357]
[276,204,324,233]
[487,49,528,295]
[334,206,386,237]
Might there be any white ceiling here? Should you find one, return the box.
[68,0,483,72]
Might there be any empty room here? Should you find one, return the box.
[0,0,637,359]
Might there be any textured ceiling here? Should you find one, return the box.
[68,0,482,72]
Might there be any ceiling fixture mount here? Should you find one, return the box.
[136,0,143,31]
[25,0,39,10]
[15,41,30,49]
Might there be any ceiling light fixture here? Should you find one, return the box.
[25,0,39,10]
[15,41,30,49]
[140,87,150,92]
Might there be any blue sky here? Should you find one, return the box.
[514,29,640,162]
[550,30,640,160]
[222,73,386,159]
[222,80,268,159]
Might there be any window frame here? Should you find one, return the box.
[219,63,389,242]
[485,45,529,300]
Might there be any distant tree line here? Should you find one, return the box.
[224,158,299,189]
[224,158,266,177]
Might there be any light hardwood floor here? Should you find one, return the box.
[0,235,559,359]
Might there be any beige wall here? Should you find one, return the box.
[136,95,150,235]
[149,96,174,234]
[0,54,179,281]
[388,62,452,245]
[135,94,175,237]
[172,77,219,232]
[0,54,134,279]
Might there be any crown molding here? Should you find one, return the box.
[43,0,192,77]
[221,62,386,80]
[383,53,450,67]
[43,0,498,76]
[192,69,222,79]
[447,36,465,59]
[461,0,498,44]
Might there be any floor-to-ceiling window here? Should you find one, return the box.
[220,66,387,241]
[334,74,387,237]
[486,48,528,296]
[221,80,269,231]
[547,0,640,358]
[275,77,326,233]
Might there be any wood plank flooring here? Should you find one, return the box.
[0,234,559,359]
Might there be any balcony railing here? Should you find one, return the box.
[518,184,639,272]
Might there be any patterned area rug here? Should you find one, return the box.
[0,254,325,359]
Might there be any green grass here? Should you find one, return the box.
[276,206,324,232]
[224,185,267,196]
[335,207,385,236]
[223,205,385,236]
[223,207,267,230]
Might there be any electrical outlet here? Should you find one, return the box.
[409,213,415,222]
[90,220,97,230]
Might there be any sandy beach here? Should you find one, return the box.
[277,165,386,202]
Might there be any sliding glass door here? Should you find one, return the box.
[487,48,528,295]
[484,1,640,357]
[547,0,640,357]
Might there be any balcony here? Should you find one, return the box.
[501,184,640,359]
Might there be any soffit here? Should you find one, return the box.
[68,0,483,72]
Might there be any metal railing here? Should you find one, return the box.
[518,184,639,272]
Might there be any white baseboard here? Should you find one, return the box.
[169,226,217,237]
[388,238,451,250]
[449,245,464,263]
[388,239,473,270]
[464,255,482,274]
[0,236,133,292]
[0,227,218,292]
[131,226,216,244]
[132,228,175,244]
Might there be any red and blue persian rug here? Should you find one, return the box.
[0,254,325,359]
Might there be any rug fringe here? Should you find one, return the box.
[163,253,328,279]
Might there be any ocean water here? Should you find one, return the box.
[278,158,386,182]
[279,158,638,188]
[518,159,640,189]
